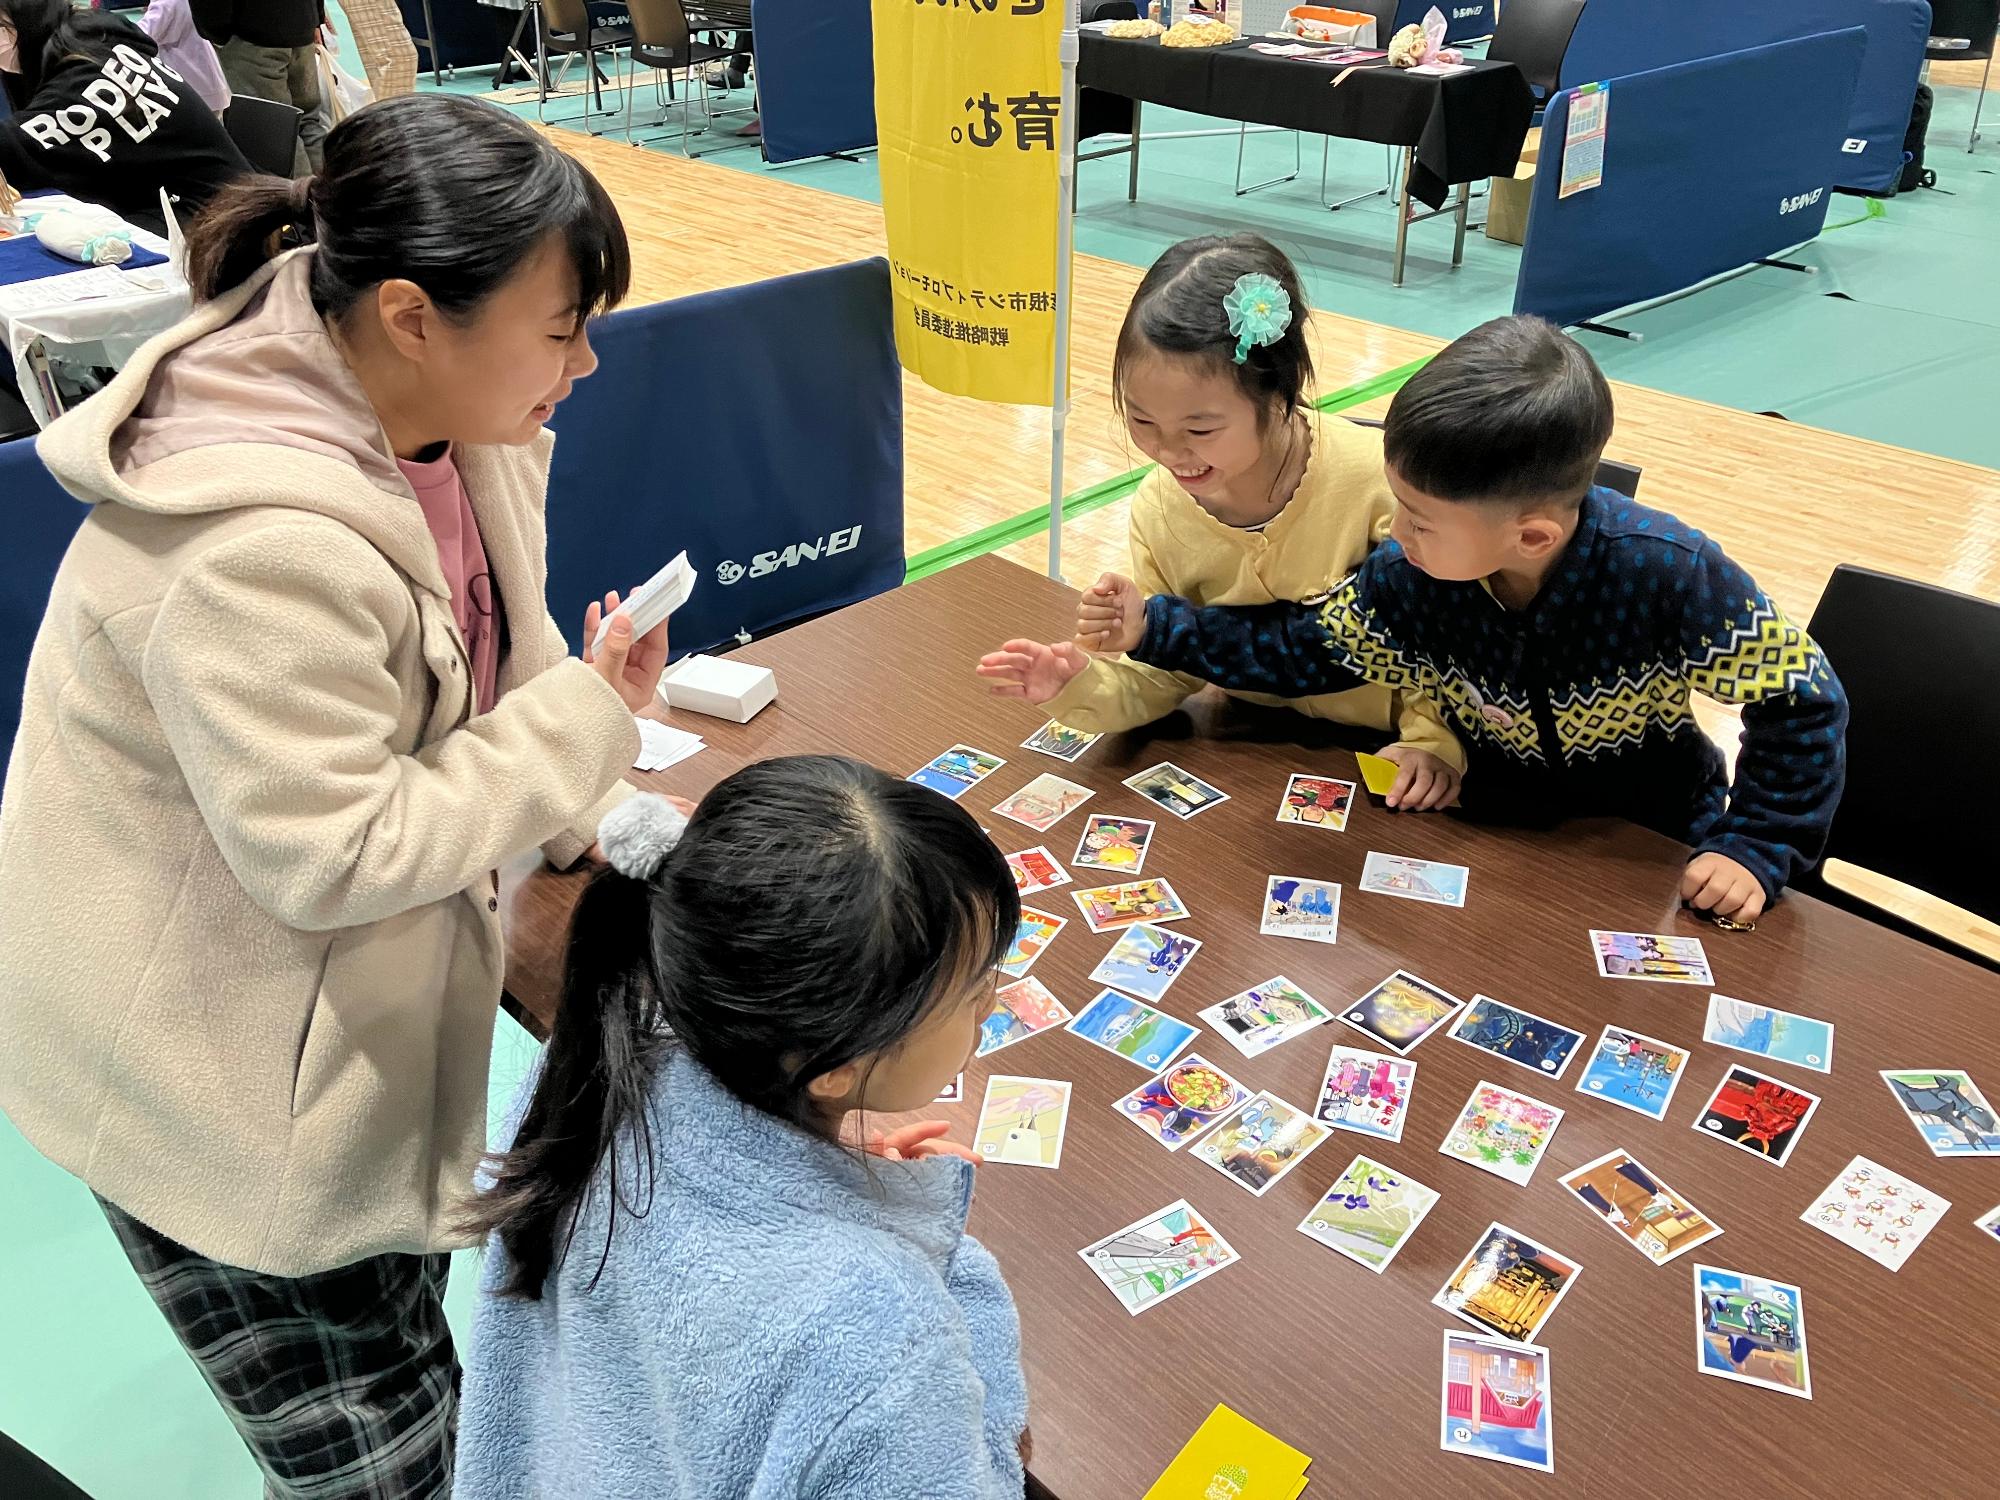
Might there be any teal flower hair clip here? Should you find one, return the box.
[1222,272,1292,365]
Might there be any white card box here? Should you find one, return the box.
[660,655,776,724]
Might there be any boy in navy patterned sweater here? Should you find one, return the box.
[981,316,1847,923]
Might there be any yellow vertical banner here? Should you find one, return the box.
[871,0,1064,406]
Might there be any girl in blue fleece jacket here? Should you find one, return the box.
[456,755,1031,1499]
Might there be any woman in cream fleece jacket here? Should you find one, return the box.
[0,96,657,1498]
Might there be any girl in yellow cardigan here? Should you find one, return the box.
[1025,234,1463,809]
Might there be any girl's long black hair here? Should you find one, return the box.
[182,92,630,330]
[466,755,1021,1299]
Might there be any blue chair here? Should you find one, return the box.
[544,258,905,659]
[0,436,83,757]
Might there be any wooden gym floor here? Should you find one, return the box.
[552,131,2000,959]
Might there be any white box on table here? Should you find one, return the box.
[659,655,776,724]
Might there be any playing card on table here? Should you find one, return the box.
[907,744,1006,800]
[998,908,1066,979]
[1071,813,1155,876]
[1004,845,1070,896]
[1447,994,1584,1080]
[1079,1198,1240,1315]
[1275,773,1355,831]
[1021,719,1101,763]
[935,1074,963,1104]
[1800,1155,1951,1272]
[1574,1025,1691,1122]
[1072,877,1189,933]
[1976,1204,2000,1244]
[1355,752,1401,797]
[1693,1263,1812,1399]
[1191,1092,1332,1197]
[1123,761,1230,820]
[977,977,1072,1058]
[1438,1080,1563,1185]
[972,1076,1072,1169]
[992,773,1094,832]
[1703,993,1833,1073]
[1260,875,1341,945]
[1090,923,1201,1002]
[1692,1064,1819,1168]
[1590,928,1712,985]
[1340,969,1464,1056]
[1358,851,1467,907]
[1878,1069,2000,1156]
[1314,1045,1416,1142]
[1143,1404,1311,1500]
[1199,977,1331,1059]
[1440,1331,1554,1472]
[1560,1148,1723,1266]
[1434,1221,1581,1343]
[1298,1154,1439,1272]
[1066,989,1199,1071]
[1114,1052,1251,1150]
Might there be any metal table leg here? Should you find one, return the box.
[1972,51,1992,151]
[1391,146,1414,286]
[1452,178,1470,265]
[1129,100,1143,202]
[1234,122,1301,196]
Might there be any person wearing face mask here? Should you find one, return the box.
[0,0,249,234]
[0,95,667,1497]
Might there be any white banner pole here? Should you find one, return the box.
[1048,0,1081,580]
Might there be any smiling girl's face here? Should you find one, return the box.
[1120,351,1277,517]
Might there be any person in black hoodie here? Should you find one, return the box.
[0,0,252,235]
[190,0,325,173]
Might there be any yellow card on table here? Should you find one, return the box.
[1144,1404,1310,1499]
[1355,752,1400,797]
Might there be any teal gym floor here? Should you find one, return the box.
[3,17,1995,1493]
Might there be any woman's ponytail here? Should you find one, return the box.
[183,174,318,304]
[463,866,671,1299]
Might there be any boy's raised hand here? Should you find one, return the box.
[1681,852,1767,924]
[1077,573,1147,654]
[977,639,1090,703]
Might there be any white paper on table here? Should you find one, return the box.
[633,717,705,773]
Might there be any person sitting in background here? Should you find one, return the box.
[0,0,251,234]
[138,0,228,113]
[190,0,326,173]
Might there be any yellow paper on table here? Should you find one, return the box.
[1355,751,1401,797]
[1144,1404,1311,1500]
[870,0,1064,405]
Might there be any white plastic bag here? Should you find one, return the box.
[316,44,375,125]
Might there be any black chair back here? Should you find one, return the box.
[629,0,694,53]
[0,1433,94,1500]
[223,95,302,178]
[1488,0,1589,97]
[1079,0,1140,141]
[1799,565,2000,948]
[1926,0,1999,60]
[1353,0,1400,42]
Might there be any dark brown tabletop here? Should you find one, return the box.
[501,553,2000,1498]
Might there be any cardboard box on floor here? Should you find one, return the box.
[1485,132,1540,246]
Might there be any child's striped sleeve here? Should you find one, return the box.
[1682,540,1849,898]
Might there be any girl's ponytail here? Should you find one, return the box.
[464,866,671,1299]
[184,174,316,304]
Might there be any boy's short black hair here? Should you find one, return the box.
[1383,315,1614,506]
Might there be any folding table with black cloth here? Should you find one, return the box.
[1078,35,1533,285]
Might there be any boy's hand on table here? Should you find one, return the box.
[977,639,1090,704]
[1076,573,1146,654]
[1682,852,1766,924]
[1376,745,1461,811]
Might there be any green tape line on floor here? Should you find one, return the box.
[902,353,1433,584]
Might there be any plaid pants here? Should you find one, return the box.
[340,0,420,100]
[97,1197,458,1500]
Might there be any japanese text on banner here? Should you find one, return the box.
[871,0,1063,404]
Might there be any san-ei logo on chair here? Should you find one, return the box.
[1778,188,1823,216]
[717,526,867,585]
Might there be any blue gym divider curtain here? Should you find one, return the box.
[1393,0,1496,44]
[1558,0,1929,194]
[0,437,78,754]
[1513,29,1867,331]
[544,258,905,658]
[751,0,878,164]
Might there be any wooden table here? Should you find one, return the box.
[502,555,2000,1497]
